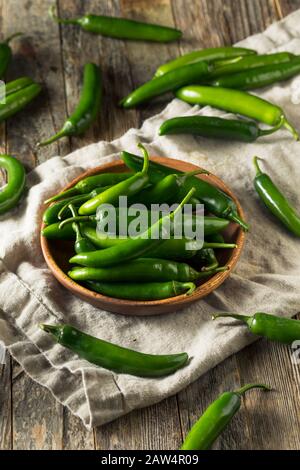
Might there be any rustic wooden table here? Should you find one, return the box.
[0,0,300,450]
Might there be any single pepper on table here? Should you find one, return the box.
[176,85,299,140]
[154,46,257,77]
[49,5,182,42]
[181,383,271,450]
[0,155,26,215]
[213,312,300,344]
[0,82,41,123]
[40,323,189,378]
[253,157,300,237]
[38,63,102,146]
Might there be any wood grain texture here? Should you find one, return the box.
[0,0,299,450]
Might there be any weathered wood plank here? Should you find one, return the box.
[62,408,95,450]
[277,0,300,18]
[11,359,64,450]
[0,353,12,450]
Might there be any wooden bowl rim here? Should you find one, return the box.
[41,156,246,311]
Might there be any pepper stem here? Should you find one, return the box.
[37,128,67,147]
[253,156,263,176]
[59,215,96,230]
[258,116,285,137]
[171,188,196,220]
[197,266,228,278]
[203,242,237,249]
[69,204,82,240]
[212,312,251,322]
[44,187,79,205]
[227,212,249,231]
[137,143,150,174]
[182,169,210,178]
[282,117,299,141]
[49,5,78,26]
[183,282,196,295]
[235,383,272,396]
[4,32,23,44]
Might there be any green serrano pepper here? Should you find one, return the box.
[50,6,181,43]
[212,312,300,344]
[86,280,196,301]
[45,172,133,204]
[181,383,271,450]
[38,63,102,146]
[68,259,226,283]
[212,55,300,90]
[69,204,96,254]
[5,77,35,97]
[176,85,298,140]
[121,151,248,230]
[159,116,282,142]
[40,323,189,377]
[253,157,300,237]
[0,83,41,123]
[0,155,26,215]
[0,33,22,78]
[79,144,150,215]
[154,46,256,77]
[120,61,212,108]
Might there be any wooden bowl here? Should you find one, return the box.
[41,157,246,316]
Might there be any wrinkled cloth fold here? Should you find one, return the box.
[1,10,300,429]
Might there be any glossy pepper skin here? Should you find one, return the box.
[68,259,226,283]
[176,85,299,140]
[121,151,249,230]
[253,157,300,236]
[42,222,79,240]
[0,155,26,215]
[0,83,41,123]
[38,63,102,146]
[213,312,300,344]
[68,204,96,254]
[154,46,256,77]
[5,77,35,96]
[120,61,212,108]
[212,56,300,90]
[86,280,196,301]
[96,207,230,236]
[40,323,189,378]
[50,6,181,43]
[0,33,22,78]
[181,384,270,450]
[68,189,195,267]
[159,116,282,142]
[45,172,132,204]
[210,51,294,78]
[79,144,150,215]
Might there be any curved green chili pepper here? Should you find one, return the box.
[69,188,195,267]
[176,85,298,140]
[253,157,300,236]
[0,155,26,215]
[181,383,271,450]
[40,323,189,378]
[41,221,80,240]
[121,61,212,108]
[86,280,196,300]
[193,248,219,271]
[210,52,294,78]
[68,204,96,254]
[65,227,236,262]
[0,83,41,123]
[68,259,226,283]
[79,144,150,215]
[50,5,181,43]
[38,63,102,146]
[154,46,256,77]
[212,56,300,90]
[159,116,283,142]
[212,312,300,345]
[121,150,249,230]
[45,172,133,204]
[0,33,22,78]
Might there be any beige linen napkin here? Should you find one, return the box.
[1,10,300,429]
